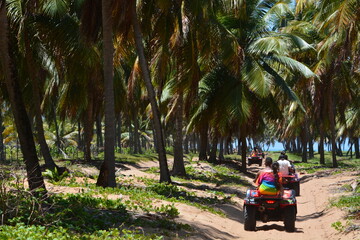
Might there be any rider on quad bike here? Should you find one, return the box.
[277,153,300,196]
[244,157,297,232]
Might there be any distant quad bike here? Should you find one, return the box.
[243,189,297,232]
[247,156,263,166]
[281,174,300,196]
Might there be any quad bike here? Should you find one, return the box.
[243,189,297,232]
[247,156,263,166]
[281,174,300,196]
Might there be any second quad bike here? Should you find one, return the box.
[281,174,300,196]
[247,156,263,166]
[243,189,297,232]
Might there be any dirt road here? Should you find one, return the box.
[175,170,359,240]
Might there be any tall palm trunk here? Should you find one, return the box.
[172,93,186,176]
[131,1,171,183]
[117,112,122,153]
[0,109,5,162]
[209,134,218,163]
[218,138,225,161]
[353,137,360,159]
[319,128,325,164]
[24,30,58,170]
[241,133,247,173]
[328,81,338,168]
[96,114,103,150]
[97,0,116,187]
[198,123,208,161]
[0,3,45,192]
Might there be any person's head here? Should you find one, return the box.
[265,157,273,167]
[278,154,288,160]
[281,151,286,155]
[254,147,258,151]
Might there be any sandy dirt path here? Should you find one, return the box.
[175,170,359,240]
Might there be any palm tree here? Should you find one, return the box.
[0,0,46,192]
[131,0,171,183]
[96,0,116,187]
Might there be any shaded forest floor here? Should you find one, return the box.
[0,153,359,239]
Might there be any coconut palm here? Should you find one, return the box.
[0,0,46,192]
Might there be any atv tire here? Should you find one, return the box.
[284,206,296,232]
[293,182,300,196]
[244,205,256,231]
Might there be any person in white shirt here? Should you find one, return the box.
[277,155,292,175]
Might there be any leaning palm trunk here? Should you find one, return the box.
[131,1,171,183]
[96,0,116,187]
[24,30,58,171]
[0,3,46,192]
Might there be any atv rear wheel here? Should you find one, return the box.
[284,206,296,232]
[244,205,256,231]
[293,182,300,196]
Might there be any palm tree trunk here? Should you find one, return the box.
[198,123,208,161]
[53,103,62,153]
[24,30,58,170]
[97,0,116,187]
[172,93,186,176]
[319,128,325,164]
[184,135,189,154]
[301,121,308,163]
[0,3,46,192]
[96,114,103,149]
[209,134,218,163]
[241,133,247,173]
[133,112,141,154]
[131,1,171,183]
[308,134,314,159]
[218,138,224,161]
[328,81,338,168]
[0,109,5,162]
[353,137,360,159]
[117,112,122,153]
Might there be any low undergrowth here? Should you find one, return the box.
[331,180,360,233]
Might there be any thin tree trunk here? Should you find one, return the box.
[24,30,58,170]
[241,132,247,173]
[131,2,171,183]
[184,134,189,154]
[198,123,208,161]
[83,108,94,162]
[172,94,186,176]
[354,137,360,159]
[0,3,46,192]
[0,109,5,162]
[302,120,308,163]
[53,103,62,153]
[308,134,314,159]
[97,0,116,187]
[209,134,218,163]
[218,138,225,161]
[117,112,122,153]
[96,114,103,149]
[328,81,338,168]
[78,121,82,152]
[319,128,325,164]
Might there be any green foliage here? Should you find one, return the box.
[0,224,162,239]
[43,168,69,182]
[331,221,346,232]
